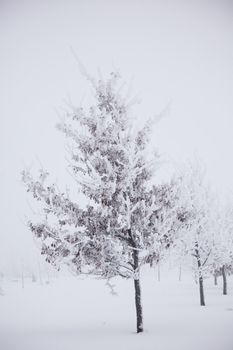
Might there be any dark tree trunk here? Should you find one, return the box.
[195,242,205,306]
[128,229,143,333]
[134,274,143,333]
[214,272,218,286]
[221,265,227,295]
[198,274,205,306]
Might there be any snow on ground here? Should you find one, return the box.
[0,267,233,350]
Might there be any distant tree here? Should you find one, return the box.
[176,163,215,306]
[22,71,178,333]
[212,201,233,295]
[145,179,184,269]
[31,272,37,283]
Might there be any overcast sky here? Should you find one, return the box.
[1,0,233,271]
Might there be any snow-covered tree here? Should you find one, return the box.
[176,163,216,306]
[145,179,184,268]
[22,71,178,333]
[212,201,233,295]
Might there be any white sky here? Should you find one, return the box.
[1,0,233,270]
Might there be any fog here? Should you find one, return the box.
[1,0,233,271]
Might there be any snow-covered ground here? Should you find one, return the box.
[0,267,233,350]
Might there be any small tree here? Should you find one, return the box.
[145,179,184,270]
[212,202,233,295]
[176,163,215,306]
[22,71,177,333]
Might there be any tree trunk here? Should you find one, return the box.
[195,242,205,306]
[128,229,143,333]
[179,265,182,282]
[198,274,205,306]
[157,261,161,282]
[214,272,218,286]
[221,265,227,295]
[134,276,143,333]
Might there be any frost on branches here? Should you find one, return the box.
[22,71,179,333]
[175,163,216,306]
